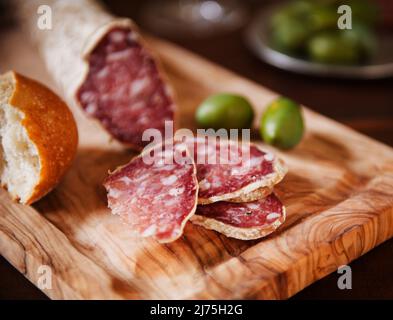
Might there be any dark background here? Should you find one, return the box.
[1,0,393,299]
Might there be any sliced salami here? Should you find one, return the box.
[184,136,287,204]
[191,194,285,240]
[16,0,176,150]
[104,141,198,243]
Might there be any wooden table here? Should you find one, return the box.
[1,0,393,299]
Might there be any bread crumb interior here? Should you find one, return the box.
[0,73,40,203]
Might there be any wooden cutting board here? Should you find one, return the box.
[0,27,393,300]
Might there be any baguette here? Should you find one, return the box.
[0,71,78,204]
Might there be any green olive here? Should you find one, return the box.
[342,24,377,60]
[270,8,294,30]
[270,0,315,30]
[260,97,304,150]
[309,6,338,32]
[345,0,379,26]
[307,32,362,64]
[196,93,254,130]
[271,18,311,54]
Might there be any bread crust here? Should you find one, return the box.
[4,71,78,204]
[191,204,286,240]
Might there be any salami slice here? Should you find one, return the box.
[191,194,285,240]
[184,137,287,204]
[16,0,176,150]
[103,141,198,243]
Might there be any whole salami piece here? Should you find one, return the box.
[104,141,198,243]
[191,194,285,240]
[184,137,287,204]
[15,0,176,150]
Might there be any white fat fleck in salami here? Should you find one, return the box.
[161,175,178,186]
[118,176,133,185]
[246,203,261,210]
[108,188,122,199]
[191,194,286,240]
[130,77,150,96]
[109,30,126,43]
[104,141,198,243]
[264,153,275,162]
[199,179,211,191]
[168,187,185,196]
[266,212,281,221]
[184,136,287,204]
[85,103,98,115]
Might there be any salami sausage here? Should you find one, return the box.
[184,137,287,204]
[191,194,285,240]
[104,141,198,243]
[16,0,176,150]
[77,27,175,149]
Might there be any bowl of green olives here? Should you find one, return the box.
[246,0,393,79]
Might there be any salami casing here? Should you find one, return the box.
[15,0,176,150]
[191,194,285,240]
[104,141,198,243]
[184,137,287,204]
